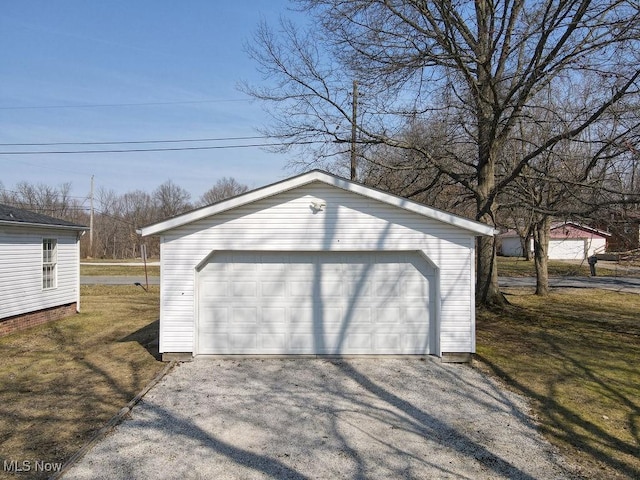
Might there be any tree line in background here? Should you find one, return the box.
[0,177,248,259]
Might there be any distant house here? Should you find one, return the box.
[499,222,610,260]
[0,204,87,336]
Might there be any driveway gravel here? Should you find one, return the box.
[63,358,578,479]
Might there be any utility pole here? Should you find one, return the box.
[350,80,358,181]
[89,175,94,258]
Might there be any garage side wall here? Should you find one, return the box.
[158,182,476,355]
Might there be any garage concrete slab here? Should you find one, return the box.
[64,359,578,479]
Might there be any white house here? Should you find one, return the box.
[0,204,86,336]
[499,222,609,260]
[139,170,495,362]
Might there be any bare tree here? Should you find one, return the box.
[360,118,476,216]
[499,94,640,294]
[95,188,125,259]
[244,0,640,305]
[1,178,205,259]
[153,180,192,219]
[198,177,249,206]
[121,190,158,258]
[0,180,85,221]
[497,203,536,261]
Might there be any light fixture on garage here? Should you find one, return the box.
[310,200,326,212]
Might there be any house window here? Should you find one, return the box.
[43,238,57,289]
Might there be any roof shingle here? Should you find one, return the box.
[0,203,87,229]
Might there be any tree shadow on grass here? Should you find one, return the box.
[476,298,639,478]
[477,353,639,479]
[0,322,162,479]
[119,319,160,360]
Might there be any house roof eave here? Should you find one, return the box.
[0,219,88,232]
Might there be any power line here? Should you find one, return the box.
[0,98,250,110]
[0,141,316,155]
[0,135,271,147]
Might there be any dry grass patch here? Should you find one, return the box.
[476,288,640,479]
[82,258,158,263]
[0,286,162,479]
[497,257,624,277]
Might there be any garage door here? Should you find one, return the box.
[197,252,435,355]
[548,239,585,260]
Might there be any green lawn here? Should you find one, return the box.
[476,288,640,479]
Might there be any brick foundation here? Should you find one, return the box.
[0,303,78,337]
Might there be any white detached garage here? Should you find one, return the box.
[139,170,495,361]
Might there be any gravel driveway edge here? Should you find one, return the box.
[52,361,176,480]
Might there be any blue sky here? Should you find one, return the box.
[0,0,305,201]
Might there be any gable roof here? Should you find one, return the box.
[0,203,87,231]
[139,170,496,237]
[499,222,611,239]
[550,222,611,238]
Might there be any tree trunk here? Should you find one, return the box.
[520,236,531,261]
[475,115,505,305]
[522,224,534,261]
[533,216,551,295]
[473,13,505,306]
[476,232,502,306]
[475,138,504,305]
[475,160,505,305]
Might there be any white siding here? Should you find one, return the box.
[587,238,607,257]
[548,239,586,260]
[502,236,606,260]
[0,226,80,319]
[548,237,607,260]
[158,182,477,355]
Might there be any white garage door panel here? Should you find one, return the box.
[197,252,435,354]
[548,240,585,260]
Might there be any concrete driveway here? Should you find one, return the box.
[63,359,577,479]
